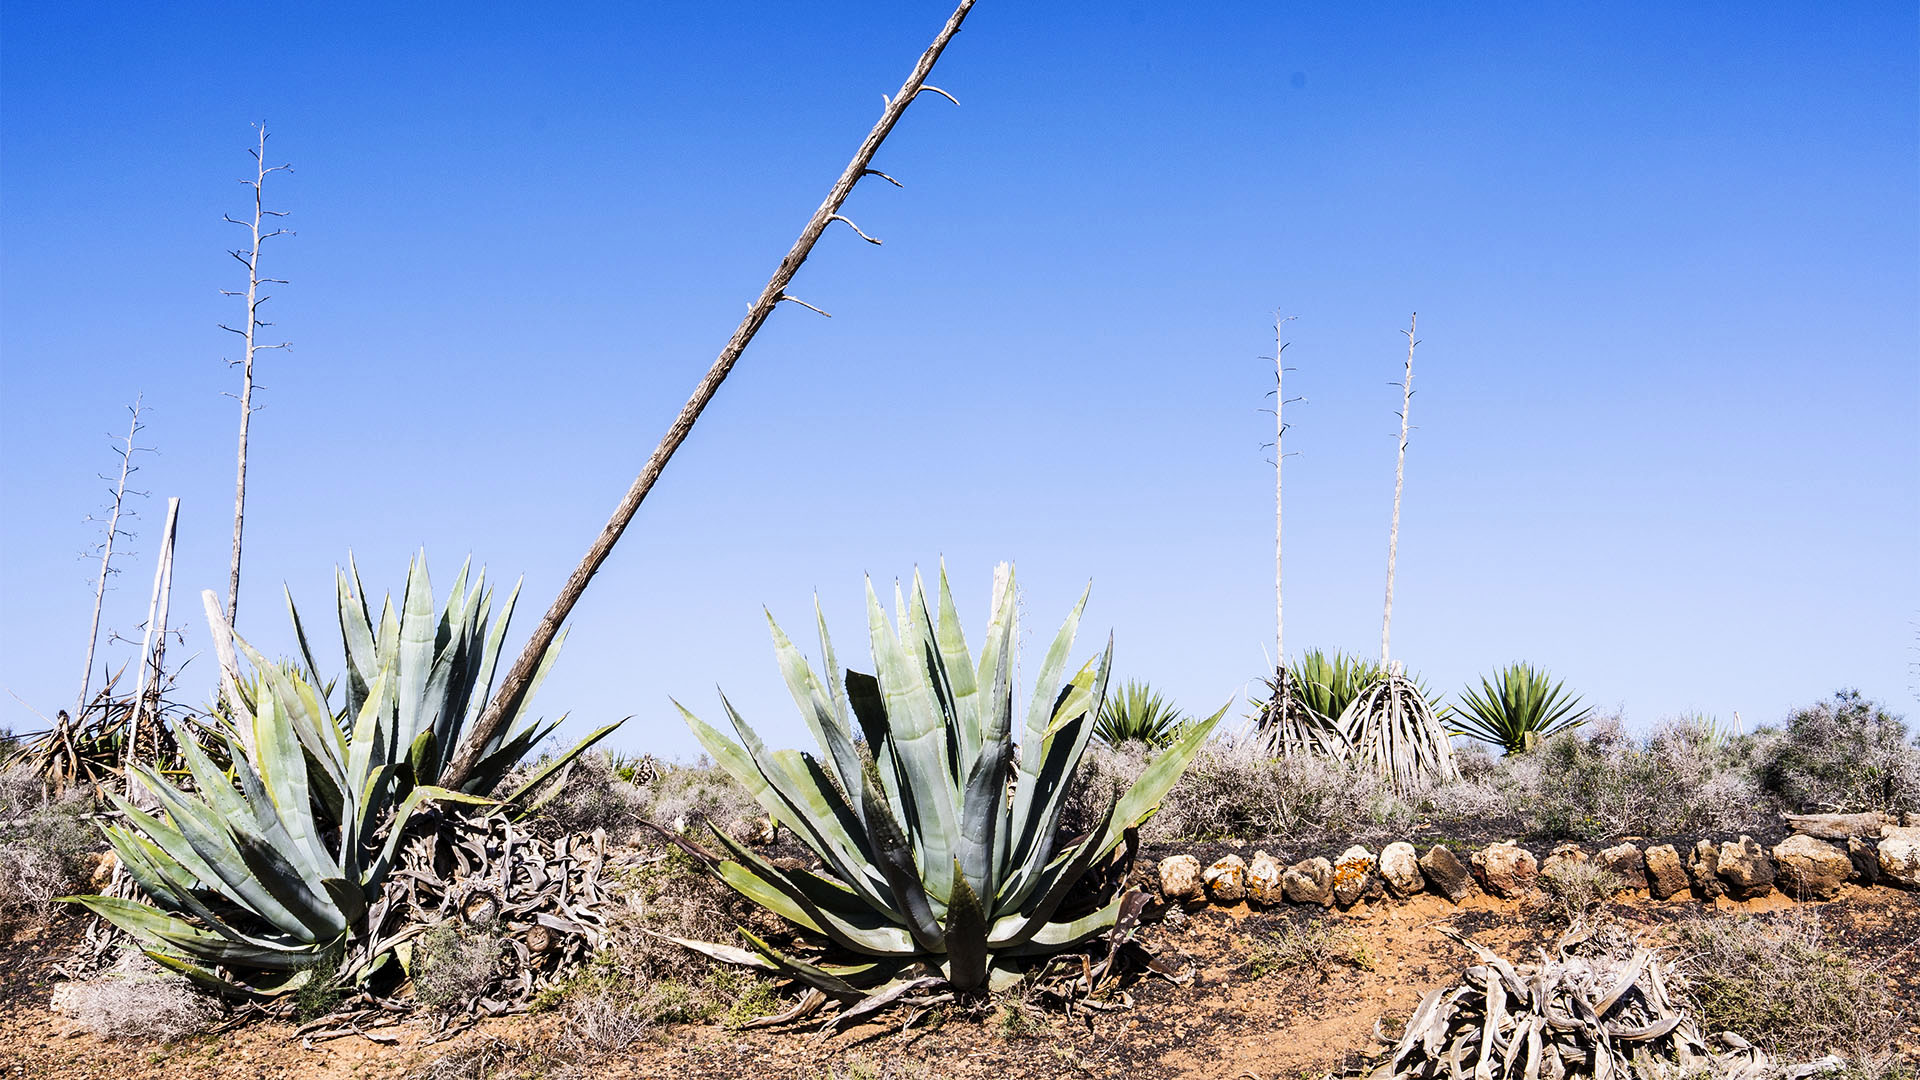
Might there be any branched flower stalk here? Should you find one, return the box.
[219,123,292,627]
[76,397,152,717]
[448,0,977,788]
[1381,313,1417,668]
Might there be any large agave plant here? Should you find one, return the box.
[675,565,1222,996]
[1340,666,1458,792]
[66,554,616,996]
[1450,662,1591,755]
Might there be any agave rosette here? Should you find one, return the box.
[676,564,1222,995]
[67,553,617,996]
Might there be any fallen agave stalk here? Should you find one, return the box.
[1359,932,1845,1080]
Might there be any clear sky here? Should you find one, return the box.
[3,3,1916,759]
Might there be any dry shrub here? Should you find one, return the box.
[58,953,220,1041]
[0,766,98,931]
[413,922,504,1016]
[1759,690,1920,816]
[1518,717,1770,840]
[1069,737,1510,847]
[1540,860,1621,926]
[1674,909,1909,1078]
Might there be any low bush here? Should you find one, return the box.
[1758,690,1920,816]
[412,923,503,1017]
[58,953,221,1042]
[1674,909,1909,1078]
[1518,716,1770,840]
[0,766,98,932]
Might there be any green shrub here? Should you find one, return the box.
[1521,718,1768,840]
[1759,690,1920,816]
[0,767,98,931]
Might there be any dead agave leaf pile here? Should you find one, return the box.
[1361,932,1845,1080]
[386,816,613,1020]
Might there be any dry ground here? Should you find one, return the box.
[3,884,1915,1080]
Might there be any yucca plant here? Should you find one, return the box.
[1340,666,1458,792]
[674,565,1223,998]
[1451,663,1591,755]
[65,554,616,997]
[1094,680,1187,748]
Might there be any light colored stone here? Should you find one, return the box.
[1247,851,1286,906]
[1596,843,1646,892]
[1282,856,1334,906]
[1772,834,1851,900]
[1540,843,1588,881]
[1469,842,1538,898]
[1644,844,1688,899]
[1715,836,1774,899]
[1332,845,1377,907]
[1377,841,1423,897]
[1158,854,1204,902]
[1203,854,1248,902]
[1878,825,1920,887]
[1419,845,1474,901]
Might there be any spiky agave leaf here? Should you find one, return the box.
[680,564,1224,997]
[1449,663,1591,755]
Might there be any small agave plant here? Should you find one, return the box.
[66,554,616,996]
[673,564,1221,998]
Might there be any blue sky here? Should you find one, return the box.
[3,3,1915,758]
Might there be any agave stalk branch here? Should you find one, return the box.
[77,398,150,716]
[450,1,977,788]
[1381,313,1417,667]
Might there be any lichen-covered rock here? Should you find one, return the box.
[1849,836,1881,885]
[1378,841,1423,897]
[1469,843,1538,898]
[1540,843,1588,880]
[1419,845,1475,901]
[1203,855,1248,902]
[1332,846,1377,907]
[1644,843,1688,899]
[1689,839,1727,899]
[1283,856,1334,906]
[1247,851,1286,906]
[1158,854,1204,902]
[1878,825,1920,887]
[1715,836,1775,899]
[1772,834,1851,900]
[1596,843,1646,892]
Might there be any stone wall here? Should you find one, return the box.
[1152,817,1920,909]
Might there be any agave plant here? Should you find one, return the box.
[1094,680,1187,748]
[1451,663,1591,755]
[66,553,616,996]
[1340,666,1458,792]
[674,565,1222,997]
